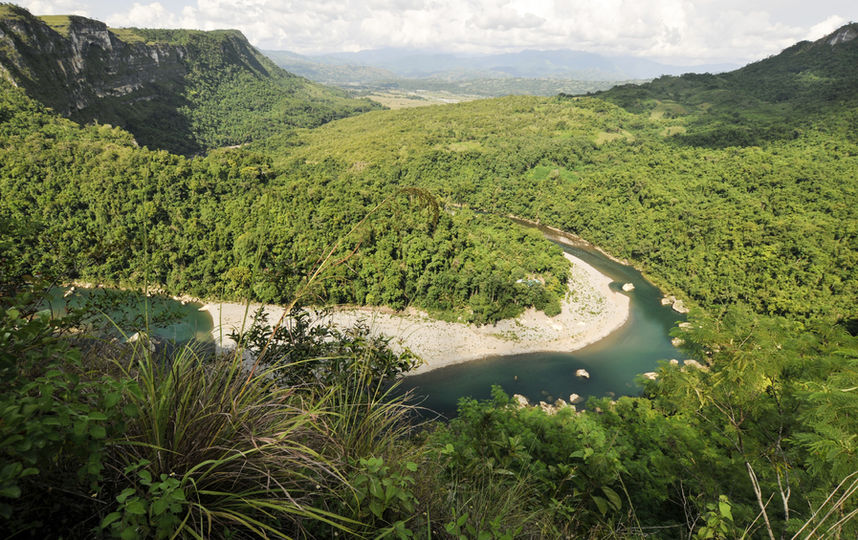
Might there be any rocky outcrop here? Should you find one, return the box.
[672,299,689,314]
[513,394,530,408]
[621,282,635,292]
[512,393,577,415]
[0,7,188,117]
[660,295,690,314]
[0,5,376,154]
[683,359,709,372]
[827,26,858,46]
[575,368,590,379]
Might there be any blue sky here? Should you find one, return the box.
[15,0,858,64]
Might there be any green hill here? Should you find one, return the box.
[0,4,379,154]
[595,23,858,147]
[257,90,857,323]
[0,79,570,323]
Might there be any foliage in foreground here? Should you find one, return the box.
[4,278,857,539]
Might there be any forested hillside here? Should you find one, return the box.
[268,90,858,323]
[0,80,570,323]
[598,23,858,148]
[2,8,858,539]
[0,4,379,154]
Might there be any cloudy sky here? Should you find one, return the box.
[15,0,858,65]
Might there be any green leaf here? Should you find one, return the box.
[369,499,384,519]
[718,497,733,521]
[116,487,136,503]
[405,462,417,472]
[138,470,152,485]
[370,477,383,499]
[104,392,121,409]
[125,499,146,515]
[123,404,139,417]
[592,495,608,516]
[100,511,122,529]
[151,497,169,516]
[0,485,22,499]
[602,486,622,510]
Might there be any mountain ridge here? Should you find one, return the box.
[261,45,737,101]
[283,46,737,80]
[0,4,378,154]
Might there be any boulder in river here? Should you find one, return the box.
[568,393,582,404]
[661,295,675,306]
[672,299,689,314]
[683,359,709,371]
[575,368,590,379]
[539,401,558,415]
[513,394,530,408]
[622,282,635,292]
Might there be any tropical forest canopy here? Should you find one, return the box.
[1,4,858,538]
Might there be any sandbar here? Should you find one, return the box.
[201,252,630,374]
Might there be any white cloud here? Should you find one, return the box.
[18,0,858,64]
[806,15,848,41]
[17,0,87,17]
[107,2,186,28]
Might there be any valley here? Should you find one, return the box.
[2,3,858,539]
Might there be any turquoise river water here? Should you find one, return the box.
[50,224,683,419]
[396,227,686,418]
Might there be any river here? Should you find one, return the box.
[395,226,685,418]
[46,286,213,344]
[52,224,683,419]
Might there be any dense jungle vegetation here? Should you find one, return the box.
[0,81,570,324]
[2,5,858,537]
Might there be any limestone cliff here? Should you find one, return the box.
[0,4,377,154]
[0,9,186,115]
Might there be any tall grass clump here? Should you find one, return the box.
[97,339,358,539]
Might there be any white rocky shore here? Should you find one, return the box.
[201,252,630,375]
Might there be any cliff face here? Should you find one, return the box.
[0,4,378,154]
[0,8,186,116]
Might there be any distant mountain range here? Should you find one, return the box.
[263,47,739,97]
